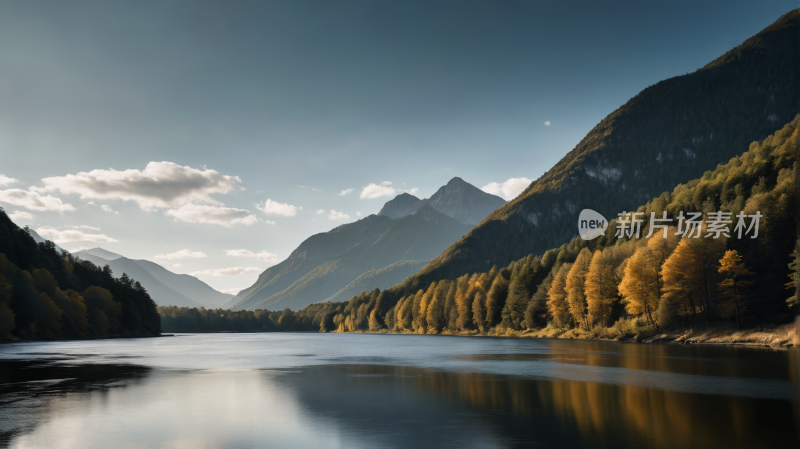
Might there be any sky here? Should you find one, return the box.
[0,0,796,294]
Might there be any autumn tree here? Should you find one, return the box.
[718,250,753,329]
[565,248,592,329]
[472,291,487,331]
[547,263,572,328]
[585,242,635,328]
[619,247,660,327]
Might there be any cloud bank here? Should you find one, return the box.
[0,175,19,186]
[37,226,118,243]
[166,204,258,227]
[255,199,299,217]
[0,189,75,212]
[8,211,33,222]
[360,181,395,199]
[481,177,532,200]
[190,267,263,276]
[155,249,208,260]
[224,249,279,263]
[40,161,243,210]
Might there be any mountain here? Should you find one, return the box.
[230,200,474,311]
[378,178,506,225]
[394,9,800,291]
[413,177,506,225]
[378,193,420,219]
[73,248,233,308]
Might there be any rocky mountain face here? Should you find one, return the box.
[377,193,420,219]
[394,9,800,290]
[73,248,233,308]
[415,177,507,225]
[229,195,478,311]
[379,177,506,225]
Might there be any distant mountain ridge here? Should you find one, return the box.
[73,248,233,308]
[230,177,504,311]
[378,178,506,225]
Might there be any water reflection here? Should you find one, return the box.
[1,357,797,449]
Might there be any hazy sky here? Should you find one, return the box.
[0,1,795,294]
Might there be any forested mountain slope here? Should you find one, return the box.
[400,9,800,289]
[0,210,161,340]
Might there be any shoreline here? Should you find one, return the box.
[335,322,800,349]
[0,333,173,344]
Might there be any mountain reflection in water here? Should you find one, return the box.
[0,334,797,448]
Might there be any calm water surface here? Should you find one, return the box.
[0,333,798,448]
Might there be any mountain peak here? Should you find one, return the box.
[415,178,506,225]
[378,193,421,219]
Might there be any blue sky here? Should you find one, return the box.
[0,1,795,293]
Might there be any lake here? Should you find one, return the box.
[0,333,798,448]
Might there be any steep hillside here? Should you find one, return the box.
[401,9,800,288]
[73,249,232,308]
[231,204,471,311]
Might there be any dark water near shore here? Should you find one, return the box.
[0,333,798,448]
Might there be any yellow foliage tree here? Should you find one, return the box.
[547,263,572,328]
[565,248,592,329]
[619,247,660,327]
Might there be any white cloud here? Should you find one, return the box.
[356,211,362,216]
[173,263,182,267]
[255,199,298,217]
[264,220,276,225]
[316,209,325,215]
[70,225,101,231]
[404,188,419,195]
[190,267,263,277]
[338,188,355,196]
[165,204,258,227]
[0,175,20,186]
[37,226,119,243]
[219,287,244,295]
[8,211,33,222]
[101,204,118,214]
[328,210,350,221]
[39,161,243,210]
[360,181,395,199]
[155,249,208,260]
[224,249,279,263]
[0,189,75,212]
[481,177,533,201]
[544,121,551,126]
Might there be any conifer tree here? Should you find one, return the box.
[485,275,509,328]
